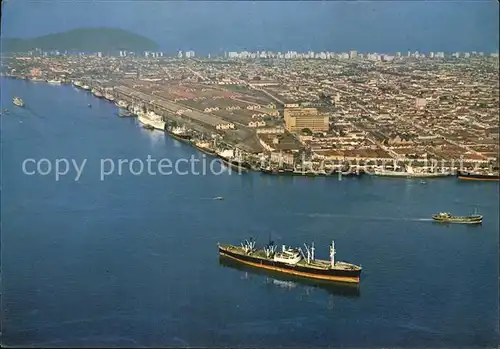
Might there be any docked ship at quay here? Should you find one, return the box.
[167,125,192,142]
[218,238,362,284]
[457,170,500,181]
[216,149,253,172]
[192,140,217,156]
[137,110,166,131]
[369,165,451,178]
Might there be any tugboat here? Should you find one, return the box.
[12,97,25,107]
[218,238,362,284]
[432,211,483,224]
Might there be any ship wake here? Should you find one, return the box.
[299,213,434,222]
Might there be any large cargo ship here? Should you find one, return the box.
[370,165,450,178]
[218,256,360,297]
[91,88,103,98]
[260,167,364,178]
[138,111,166,131]
[432,212,483,224]
[216,149,252,172]
[192,140,217,156]
[218,238,361,284]
[457,170,500,181]
[167,126,192,141]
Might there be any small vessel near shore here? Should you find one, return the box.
[12,97,25,107]
[218,238,361,284]
[213,196,224,200]
[46,79,61,84]
[432,211,483,224]
[457,170,500,182]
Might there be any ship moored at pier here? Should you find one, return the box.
[137,110,166,131]
[457,170,500,181]
[369,165,450,178]
[167,125,192,141]
[216,149,252,172]
[218,238,362,284]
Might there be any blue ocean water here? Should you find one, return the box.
[1,78,499,347]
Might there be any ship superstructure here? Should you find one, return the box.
[218,238,361,284]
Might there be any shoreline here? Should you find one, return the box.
[4,75,499,182]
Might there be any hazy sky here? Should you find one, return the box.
[2,1,499,53]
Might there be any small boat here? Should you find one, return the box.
[420,180,426,184]
[12,97,24,107]
[118,110,132,117]
[142,124,154,130]
[88,104,92,108]
[432,211,483,224]
[213,196,224,200]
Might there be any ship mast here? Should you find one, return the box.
[303,242,316,264]
[330,240,336,267]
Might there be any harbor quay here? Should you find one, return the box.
[3,50,498,182]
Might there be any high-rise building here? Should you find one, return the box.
[178,50,183,59]
[283,107,329,133]
[349,50,358,59]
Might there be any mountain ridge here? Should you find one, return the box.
[1,27,159,52]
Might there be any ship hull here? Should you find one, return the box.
[219,246,361,283]
[457,171,500,181]
[219,256,360,297]
[432,215,483,224]
[168,132,192,142]
[371,171,449,178]
[138,115,165,131]
[218,157,252,172]
[193,144,216,156]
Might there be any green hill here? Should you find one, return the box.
[1,27,159,52]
